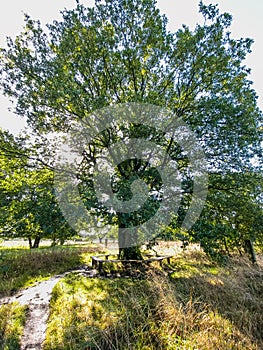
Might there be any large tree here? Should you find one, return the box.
[0,0,262,258]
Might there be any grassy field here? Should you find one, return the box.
[0,244,105,350]
[0,243,262,349]
[43,251,263,349]
[0,244,104,296]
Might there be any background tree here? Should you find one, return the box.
[0,128,74,248]
[191,171,263,262]
[0,0,262,258]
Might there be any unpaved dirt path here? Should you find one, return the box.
[0,267,97,349]
[19,276,64,350]
[0,242,186,349]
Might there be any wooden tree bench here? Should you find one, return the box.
[91,254,172,273]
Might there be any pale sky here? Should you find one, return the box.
[0,0,262,134]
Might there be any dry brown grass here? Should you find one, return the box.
[1,243,262,349]
[169,250,263,348]
[44,249,262,349]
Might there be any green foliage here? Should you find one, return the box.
[0,0,262,257]
[0,128,75,247]
[1,1,261,164]
[192,171,263,260]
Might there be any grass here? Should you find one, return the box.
[0,245,104,296]
[1,243,262,349]
[43,250,263,350]
[0,302,27,350]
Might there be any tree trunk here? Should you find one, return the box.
[118,246,143,260]
[118,227,142,260]
[244,239,257,264]
[32,235,41,249]
[28,237,32,249]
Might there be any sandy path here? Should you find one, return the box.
[0,267,96,349]
[20,277,62,350]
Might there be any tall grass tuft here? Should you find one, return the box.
[0,302,27,350]
[44,251,262,349]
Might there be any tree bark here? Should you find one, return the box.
[32,235,41,249]
[118,227,142,260]
[28,237,32,249]
[244,239,257,264]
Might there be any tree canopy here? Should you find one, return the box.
[0,0,262,258]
